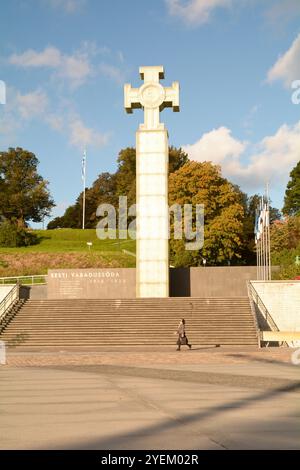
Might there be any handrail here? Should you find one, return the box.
[0,284,18,322]
[0,275,47,285]
[248,282,280,332]
[246,282,261,347]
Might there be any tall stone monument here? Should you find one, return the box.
[124,66,180,298]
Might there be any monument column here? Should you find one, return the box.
[124,66,180,298]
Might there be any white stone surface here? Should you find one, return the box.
[136,128,169,297]
[0,341,6,365]
[0,285,17,321]
[0,285,14,304]
[251,281,300,346]
[124,66,179,297]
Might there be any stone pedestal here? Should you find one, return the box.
[136,129,169,297]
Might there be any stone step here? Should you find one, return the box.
[4,336,257,347]
[14,310,253,318]
[4,341,258,346]
[8,324,254,328]
[24,300,250,302]
[0,297,258,348]
[1,333,257,339]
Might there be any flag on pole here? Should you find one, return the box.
[81,149,86,181]
[254,210,260,244]
[264,203,269,227]
[258,198,264,235]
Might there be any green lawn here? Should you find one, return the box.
[0,229,136,253]
[0,229,136,277]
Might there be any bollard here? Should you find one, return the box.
[0,341,6,365]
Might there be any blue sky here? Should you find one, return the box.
[1,0,300,226]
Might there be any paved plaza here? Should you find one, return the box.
[0,346,300,450]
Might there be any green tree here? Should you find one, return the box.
[239,194,281,264]
[83,172,118,228]
[169,161,245,266]
[0,219,38,247]
[0,147,55,226]
[114,146,188,207]
[271,215,300,279]
[168,146,189,174]
[283,160,300,216]
[271,215,300,252]
[47,217,63,230]
[115,148,136,207]
[50,146,188,229]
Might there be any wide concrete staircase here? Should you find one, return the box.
[0,297,258,348]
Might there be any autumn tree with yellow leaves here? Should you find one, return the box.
[169,161,245,266]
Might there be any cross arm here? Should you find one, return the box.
[124,84,141,114]
[162,82,180,112]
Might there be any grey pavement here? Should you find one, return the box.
[0,361,300,450]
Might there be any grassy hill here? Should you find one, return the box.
[0,229,136,277]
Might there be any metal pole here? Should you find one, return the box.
[264,224,268,281]
[265,212,269,281]
[263,222,267,281]
[258,238,260,280]
[82,183,86,230]
[258,201,262,281]
[82,149,86,230]
[262,198,266,281]
[256,238,259,280]
[268,215,271,280]
[266,182,272,281]
[259,238,263,280]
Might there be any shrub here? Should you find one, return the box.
[0,220,38,247]
[0,220,17,247]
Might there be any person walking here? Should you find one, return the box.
[176,319,192,351]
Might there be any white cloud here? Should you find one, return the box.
[44,0,87,13]
[0,85,109,151]
[242,104,260,135]
[68,114,110,149]
[16,90,49,119]
[46,114,65,132]
[265,0,300,26]
[99,63,125,85]
[165,0,232,25]
[0,87,49,144]
[57,53,92,88]
[267,33,300,87]
[8,44,125,88]
[166,0,300,28]
[9,46,61,68]
[118,51,125,64]
[184,127,246,163]
[9,46,93,88]
[46,110,110,149]
[0,88,20,141]
[183,123,300,191]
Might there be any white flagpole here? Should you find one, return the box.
[260,198,265,280]
[256,233,259,281]
[264,202,269,281]
[259,238,262,280]
[263,200,267,281]
[255,208,259,280]
[257,237,260,280]
[264,216,267,280]
[262,200,266,281]
[82,149,86,230]
[257,202,261,280]
[266,182,271,280]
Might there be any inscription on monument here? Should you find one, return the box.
[47,269,135,299]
